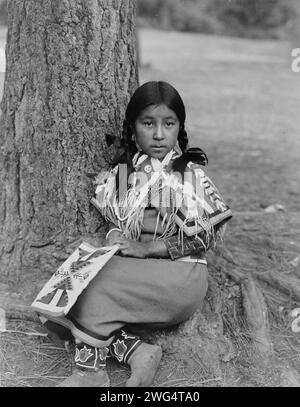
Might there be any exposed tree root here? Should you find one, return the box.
[253,271,300,302]
[217,257,274,365]
[220,265,244,283]
[241,276,273,363]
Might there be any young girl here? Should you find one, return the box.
[41,81,232,387]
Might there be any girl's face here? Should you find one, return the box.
[134,104,180,160]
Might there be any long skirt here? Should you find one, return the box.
[41,256,208,348]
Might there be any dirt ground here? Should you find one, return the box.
[0,27,300,387]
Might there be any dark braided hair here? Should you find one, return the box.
[178,126,189,153]
[118,119,138,170]
[173,125,208,174]
[113,81,207,174]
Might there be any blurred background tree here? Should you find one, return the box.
[0,0,298,39]
[137,0,296,39]
[0,0,7,25]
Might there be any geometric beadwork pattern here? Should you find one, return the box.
[31,242,119,318]
[161,162,232,236]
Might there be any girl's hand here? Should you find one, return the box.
[113,237,149,258]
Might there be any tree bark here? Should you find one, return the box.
[0,0,138,280]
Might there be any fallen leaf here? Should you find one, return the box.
[290,308,300,318]
[264,204,285,213]
[0,308,6,332]
[290,255,300,268]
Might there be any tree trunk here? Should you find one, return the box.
[0,0,138,281]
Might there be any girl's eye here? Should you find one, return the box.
[143,121,152,127]
[165,122,175,127]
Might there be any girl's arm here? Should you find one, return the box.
[105,220,169,258]
[143,239,169,258]
[112,237,169,259]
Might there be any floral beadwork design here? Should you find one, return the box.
[75,345,93,363]
[112,339,127,362]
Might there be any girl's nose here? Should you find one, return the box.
[153,125,164,140]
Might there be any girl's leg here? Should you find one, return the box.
[58,339,110,387]
[43,318,162,387]
[109,329,162,387]
[126,342,162,387]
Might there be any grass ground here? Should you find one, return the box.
[1,27,300,387]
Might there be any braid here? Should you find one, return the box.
[112,119,137,169]
[178,127,189,153]
[112,119,138,193]
[172,126,208,174]
[121,119,138,167]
